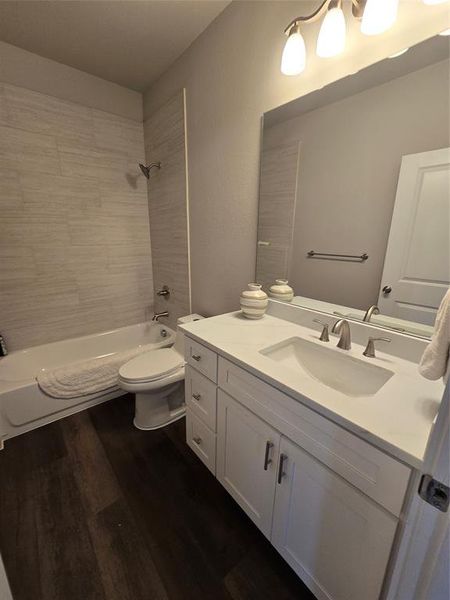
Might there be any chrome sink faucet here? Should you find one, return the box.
[152,311,169,322]
[363,305,380,322]
[332,319,351,350]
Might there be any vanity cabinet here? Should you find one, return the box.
[271,436,398,600]
[185,337,411,600]
[216,390,280,537]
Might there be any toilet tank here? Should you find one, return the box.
[175,314,204,357]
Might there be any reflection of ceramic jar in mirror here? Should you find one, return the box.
[240,283,268,319]
[268,279,294,302]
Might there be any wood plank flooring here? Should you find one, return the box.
[0,395,316,600]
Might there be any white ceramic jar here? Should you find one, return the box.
[240,283,268,319]
[268,279,294,302]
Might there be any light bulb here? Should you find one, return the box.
[281,24,306,75]
[316,6,347,58]
[361,0,399,35]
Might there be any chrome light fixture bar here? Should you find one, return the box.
[281,0,448,75]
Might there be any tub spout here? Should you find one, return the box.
[152,311,169,322]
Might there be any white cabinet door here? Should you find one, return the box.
[216,390,280,538]
[272,437,398,600]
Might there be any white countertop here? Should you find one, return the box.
[181,311,444,468]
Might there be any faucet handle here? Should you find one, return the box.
[313,319,330,342]
[363,337,391,358]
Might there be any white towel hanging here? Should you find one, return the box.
[419,289,450,384]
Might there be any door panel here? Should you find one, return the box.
[272,437,398,600]
[378,148,450,324]
[216,390,280,538]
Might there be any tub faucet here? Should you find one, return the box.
[363,305,380,322]
[332,319,351,350]
[152,311,169,322]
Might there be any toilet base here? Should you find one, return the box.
[133,408,185,431]
[133,380,185,431]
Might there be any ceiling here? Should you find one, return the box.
[0,1,230,92]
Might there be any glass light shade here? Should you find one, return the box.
[361,0,399,35]
[316,7,346,58]
[281,27,306,75]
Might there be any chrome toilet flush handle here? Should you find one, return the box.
[363,337,391,358]
[192,354,201,361]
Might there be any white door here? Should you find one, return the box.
[378,148,450,325]
[387,383,449,600]
[271,436,398,600]
[216,390,280,538]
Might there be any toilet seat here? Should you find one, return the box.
[119,348,184,384]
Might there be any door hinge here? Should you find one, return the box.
[419,474,449,513]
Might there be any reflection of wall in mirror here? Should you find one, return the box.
[259,58,449,311]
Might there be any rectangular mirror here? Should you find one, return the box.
[257,35,450,339]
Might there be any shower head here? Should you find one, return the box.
[139,162,161,179]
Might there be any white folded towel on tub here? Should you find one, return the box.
[37,343,157,399]
[419,289,450,385]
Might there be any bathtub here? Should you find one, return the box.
[0,322,175,443]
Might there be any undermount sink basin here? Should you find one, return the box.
[260,337,394,397]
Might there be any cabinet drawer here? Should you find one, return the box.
[218,357,411,516]
[185,338,218,382]
[186,409,216,475]
[185,366,217,431]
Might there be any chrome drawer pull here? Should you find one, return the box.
[192,354,201,361]
[192,393,201,401]
[193,436,202,445]
[263,441,274,470]
[277,453,287,484]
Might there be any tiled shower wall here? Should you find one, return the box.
[0,83,153,350]
[144,90,190,329]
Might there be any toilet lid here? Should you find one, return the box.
[119,348,184,383]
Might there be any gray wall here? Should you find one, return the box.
[0,41,142,122]
[143,0,447,317]
[263,59,449,309]
[0,82,152,350]
[144,90,191,329]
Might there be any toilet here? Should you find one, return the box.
[118,314,203,430]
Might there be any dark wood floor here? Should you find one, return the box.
[0,395,316,600]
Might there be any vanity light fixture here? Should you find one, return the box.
[316,0,347,58]
[281,0,445,75]
[281,22,306,75]
[360,0,399,36]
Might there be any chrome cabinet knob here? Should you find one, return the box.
[192,354,201,361]
[382,285,392,294]
[192,393,201,401]
[193,436,202,445]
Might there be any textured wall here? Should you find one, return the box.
[144,90,190,329]
[143,0,449,318]
[0,83,153,350]
[256,140,299,292]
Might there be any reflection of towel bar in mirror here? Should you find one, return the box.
[307,251,369,262]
